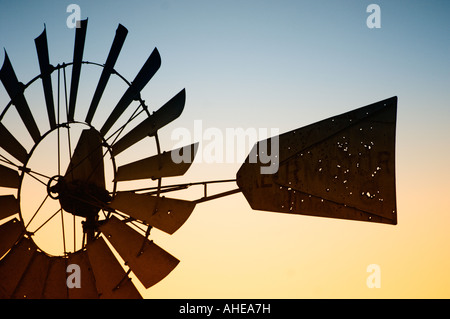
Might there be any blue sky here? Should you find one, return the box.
[0,0,449,298]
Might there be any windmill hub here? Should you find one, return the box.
[47,175,111,218]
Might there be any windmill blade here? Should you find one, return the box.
[85,24,128,124]
[110,192,196,235]
[35,27,56,129]
[86,237,142,299]
[111,89,186,156]
[100,48,162,136]
[0,164,20,189]
[41,256,68,299]
[12,251,51,299]
[0,195,20,221]
[237,97,398,225]
[0,218,23,258]
[99,216,179,288]
[65,128,105,188]
[0,51,41,143]
[68,18,88,122]
[0,238,36,298]
[115,142,198,182]
[67,250,99,299]
[0,122,28,164]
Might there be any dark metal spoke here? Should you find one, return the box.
[105,102,145,145]
[0,155,51,186]
[57,67,61,175]
[31,207,62,234]
[25,194,49,230]
[60,206,66,256]
[63,67,74,180]
[73,214,76,252]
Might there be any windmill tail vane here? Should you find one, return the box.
[0,20,397,299]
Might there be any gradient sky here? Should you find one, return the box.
[0,0,449,298]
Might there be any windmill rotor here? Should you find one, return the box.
[0,21,196,299]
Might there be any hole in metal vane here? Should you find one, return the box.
[326,188,330,192]
[318,168,322,172]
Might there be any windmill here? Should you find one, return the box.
[0,21,397,299]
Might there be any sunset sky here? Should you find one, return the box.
[0,0,449,298]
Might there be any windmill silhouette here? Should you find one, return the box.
[0,21,397,298]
